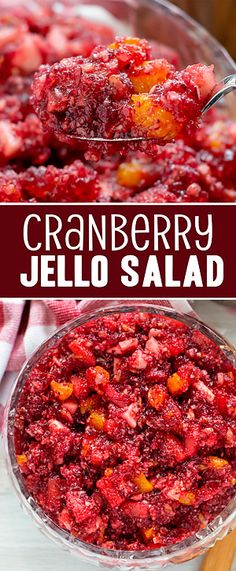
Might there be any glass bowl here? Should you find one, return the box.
[71,0,236,117]
[4,300,236,570]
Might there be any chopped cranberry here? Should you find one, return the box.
[68,339,96,366]
[0,168,23,201]
[18,161,99,202]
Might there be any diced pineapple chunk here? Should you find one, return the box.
[133,472,153,493]
[16,454,28,465]
[50,380,73,401]
[89,410,106,431]
[131,94,180,139]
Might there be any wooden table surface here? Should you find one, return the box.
[1,301,236,571]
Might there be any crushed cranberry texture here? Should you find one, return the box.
[32,38,216,144]
[0,2,236,203]
[14,312,236,550]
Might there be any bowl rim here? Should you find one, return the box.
[4,301,236,563]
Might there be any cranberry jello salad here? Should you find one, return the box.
[0,2,236,202]
[14,310,236,551]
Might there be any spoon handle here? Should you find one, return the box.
[200,529,236,571]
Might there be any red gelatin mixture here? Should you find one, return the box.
[14,312,236,551]
[0,1,236,202]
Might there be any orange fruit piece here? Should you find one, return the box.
[179,492,196,505]
[131,94,180,140]
[148,385,166,410]
[130,59,171,94]
[80,394,100,415]
[16,454,28,465]
[167,373,189,396]
[117,160,145,188]
[89,410,106,431]
[109,37,143,50]
[86,365,110,395]
[133,472,153,493]
[142,527,154,540]
[208,456,229,469]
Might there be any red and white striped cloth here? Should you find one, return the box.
[0,299,194,429]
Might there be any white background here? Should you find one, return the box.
[1,300,236,571]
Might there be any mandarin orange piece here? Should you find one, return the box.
[89,411,106,431]
[208,456,229,469]
[133,472,154,493]
[109,37,145,49]
[142,527,154,540]
[117,160,145,188]
[16,454,28,465]
[50,380,73,401]
[131,94,180,140]
[178,492,196,505]
[80,394,101,414]
[167,373,189,396]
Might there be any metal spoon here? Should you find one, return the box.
[66,73,236,143]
